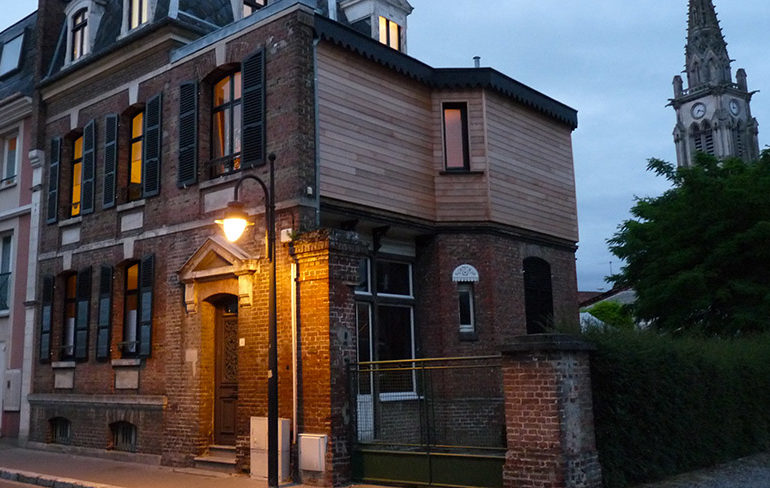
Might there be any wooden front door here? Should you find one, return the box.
[215,297,238,445]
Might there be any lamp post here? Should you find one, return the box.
[217,153,278,488]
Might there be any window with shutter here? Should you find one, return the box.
[39,275,54,362]
[178,81,198,187]
[74,267,92,360]
[96,266,113,360]
[103,114,118,208]
[138,254,154,357]
[241,49,265,168]
[142,93,162,197]
[62,273,77,359]
[81,120,96,214]
[47,138,61,224]
[71,136,84,217]
[129,111,144,201]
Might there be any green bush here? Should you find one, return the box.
[584,328,770,487]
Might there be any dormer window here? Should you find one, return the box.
[243,0,267,17]
[71,9,89,61]
[378,16,400,50]
[0,33,24,77]
[129,0,149,29]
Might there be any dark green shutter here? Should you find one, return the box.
[178,81,198,187]
[96,266,113,360]
[74,267,92,361]
[103,114,118,208]
[46,138,61,224]
[39,275,54,362]
[241,49,265,168]
[81,120,96,214]
[142,93,162,197]
[138,254,154,357]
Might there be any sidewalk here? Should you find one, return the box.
[0,441,375,488]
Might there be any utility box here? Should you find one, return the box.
[298,433,327,472]
[250,417,290,481]
[3,369,21,411]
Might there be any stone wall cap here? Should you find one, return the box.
[502,334,596,354]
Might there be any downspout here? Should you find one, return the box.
[313,37,321,227]
[289,243,300,444]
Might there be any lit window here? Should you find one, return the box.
[63,274,77,359]
[71,136,83,217]
[0,34,23,76]
[0,235,11,311]
[211,72,242,177]
[129,112,143,201]
[2,133,17,183]
[378,16,400,50]
[129,0,149,29]
[71,9,89,61]
[123,262,139,355]
[243,0,266,17]
[458,283,475,334]
[442,103,469,170]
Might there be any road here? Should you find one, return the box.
[0,481,34,488]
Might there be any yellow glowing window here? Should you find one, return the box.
[379,16,400,50]
[71,136,83,216]
[129,112,143,201]
[442,103,469,170]
[130,0,149,29]
[212,72,242,176]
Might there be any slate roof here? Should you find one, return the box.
[0,11,37,102]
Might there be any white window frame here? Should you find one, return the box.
[0,128,20,187]
[121,0,158,36]
[64,0,107,65]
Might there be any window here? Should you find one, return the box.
[49,417,71,444]
[211,72,242,177]
[121,255,154,357]
[442,103,469,170]
[243,0,267,17]
[40,275,54,362]
[1,133,17,184]
[129,112,143,201]
[96,266,113,360]
[378,16,400,50]
[0,33,23,76]
[62,274,77,359]
[457,283,475,334]
[61,269,91,361]
[0,235,11,310]
[523,257,553,334]
[692,121,715,156]
[71,9,89,61]
[71,136,83,217]
[129,0,148,29]
[110,421,137,452]
[355,257,415,393]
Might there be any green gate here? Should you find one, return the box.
[350,357,505,488]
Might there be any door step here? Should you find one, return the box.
[194,444,237,473]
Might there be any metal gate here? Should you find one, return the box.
[350,356,505,488]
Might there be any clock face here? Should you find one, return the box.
[729,99,741,116]
[691,103,706,119]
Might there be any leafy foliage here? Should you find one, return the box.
[585,301,635,330]
[608,151,770,335]
[586,328,770,487]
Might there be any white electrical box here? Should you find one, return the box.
[298,433,327,472]
[250,417,290,481]
[3,369,21,411]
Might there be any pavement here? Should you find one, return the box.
[631,452,770,488]
[0,440,381,488]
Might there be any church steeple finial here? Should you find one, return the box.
[685,0,731,89]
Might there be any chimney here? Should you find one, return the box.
[473,56,480,68]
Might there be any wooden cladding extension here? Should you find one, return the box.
[317,42,577,243]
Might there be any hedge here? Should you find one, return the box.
[584,328,770,487]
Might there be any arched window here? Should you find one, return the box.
[692,121,714,156]
[734,122,744,159]
[49,417,71,444]
[211,71,242,176]
[110,421,137,452]
[523,257,553,334]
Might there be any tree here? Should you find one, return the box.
[585,300,635,330]
[608,151,770,335]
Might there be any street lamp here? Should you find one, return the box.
[216,153,278,488]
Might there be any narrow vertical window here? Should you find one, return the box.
[123,263,139,356]
[457,283,475,334]
[523,257,554,334]
[62,274,77,359]
[71,9,89,61]
[442,103,469,170]
[71,136,83,217]
[96,266,113,360]
[2,134,17,183]
[103,114,118,208]
[0,235,11,310]
[129,112,144,201]
[211,72,242,176]
[40,275,55,362]
[121,255,154,357]
[378,16,400,50]
[47,138,61,224]
[129,0,149,29]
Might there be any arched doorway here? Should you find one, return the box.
[210,294,239,445]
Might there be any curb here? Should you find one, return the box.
[0,468,123,488]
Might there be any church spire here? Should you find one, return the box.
[685,0,731,89]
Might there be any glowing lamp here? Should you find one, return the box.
[216,202,252,242]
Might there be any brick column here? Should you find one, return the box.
[502,334,602,488]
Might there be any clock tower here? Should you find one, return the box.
[670,0,760,167]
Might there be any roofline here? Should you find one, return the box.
[314,15,578,130]
[0,10,37,37]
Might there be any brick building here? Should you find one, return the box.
[0,11,41,441]
[26,0,580,485]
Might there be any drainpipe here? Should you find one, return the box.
[289,243,300,444]
[313,37,321,227]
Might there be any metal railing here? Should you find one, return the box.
[349,356,505,453]
[0,271,10,310]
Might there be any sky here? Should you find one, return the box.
[2,1,769,291]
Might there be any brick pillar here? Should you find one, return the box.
[502,334,602,488]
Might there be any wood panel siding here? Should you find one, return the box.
[317,44,436,219]
[485,91,578,242]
